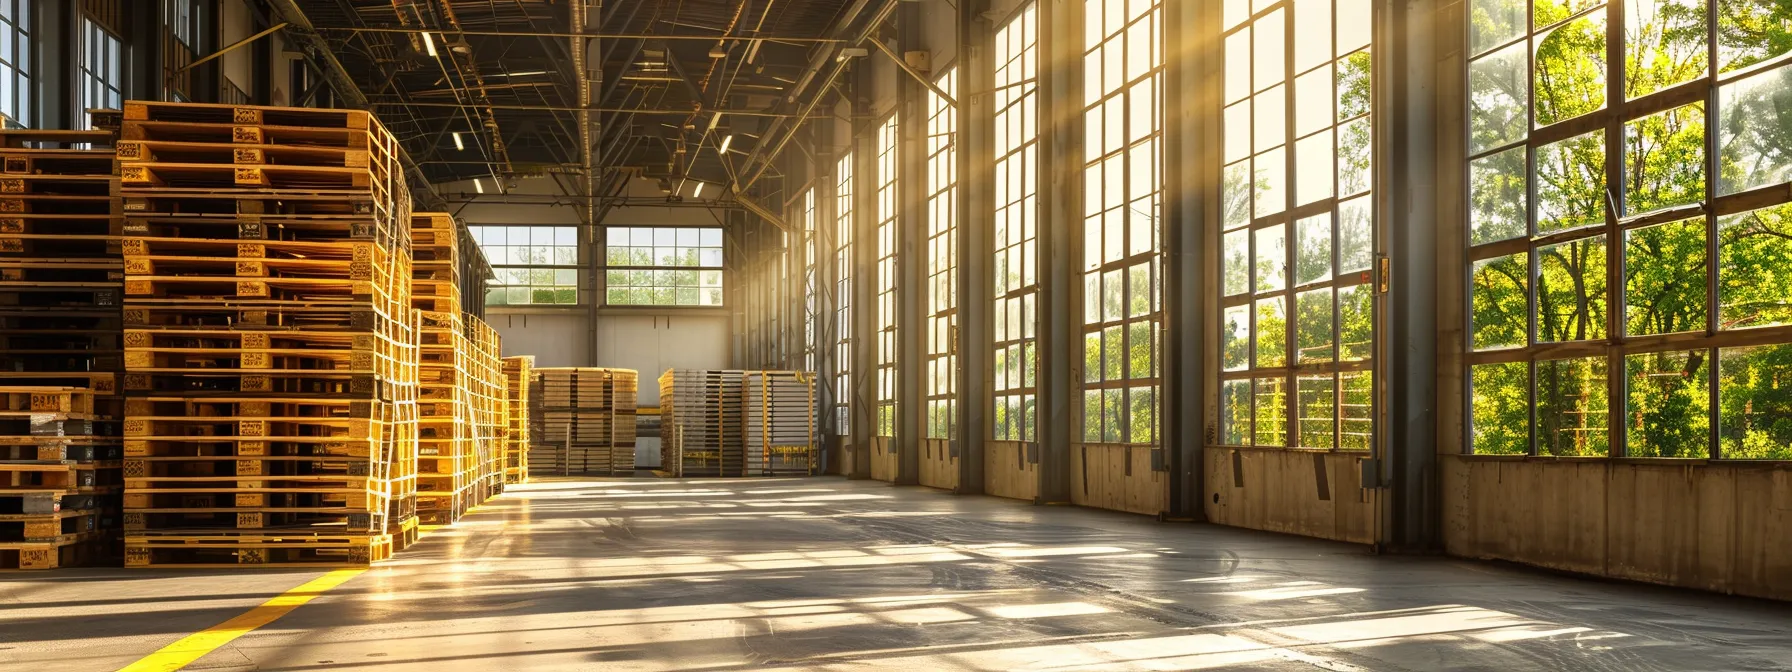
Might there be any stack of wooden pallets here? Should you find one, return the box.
[501,356,533,484]
[661,370,818,477]
[410,213,472,525]
[531,368,637,475]
[0,123,126,567]
[743,371,819,476]
[117,101,419,567]
[658,369,746,476]
[0,387,122,569]
[465,315,504,499]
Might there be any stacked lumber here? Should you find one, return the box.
[743,372,819,476]
[501,356,533,484]
[661,370,819,477]
[411,213,472,525]
[118,101,418,567]
[531,368,637,475]
[0,123,125,567]
[0,387,122,569]
[658,369,745,476]
[465,315,504,500]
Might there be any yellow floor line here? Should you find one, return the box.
[116,568,366,672]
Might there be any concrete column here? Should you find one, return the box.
[1033,0,1078,504]
[1381,0,1440,551]
[1161,0,1214,519]
[848,63,877,479]
[894,2,924,485]
[954,0,993,495]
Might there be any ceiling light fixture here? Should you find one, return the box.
[421,32,438,58]
[502,70,548,77]
[452,132,464,151]
[474,178,484,194]
[693,182,705,198]
[718,134,734,156]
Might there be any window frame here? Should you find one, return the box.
[925,67,959,441]
[875,114,900,438]
[1079,0,1165,447]
[603,225,725,308]
[1216,0,1379,453]
[993,3,1041,443]
[470,224,583,307]
[1461,0,1792,459]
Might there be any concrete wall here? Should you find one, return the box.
[1203,447,1379,544]
[220,0,255,96]
[595,313,730,408]
[488,312,587,367]
[1442,457,1792,601]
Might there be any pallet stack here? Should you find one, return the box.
[411,213,472,525]
[658,369,745,476]
[501,356,533,484]
[531,368,637,475]
[117,101,418,567]
[0,123,127,568]
[743,371,819,476]
[465,315,504,500]
[0,388,122,569]
[661,370,818,477]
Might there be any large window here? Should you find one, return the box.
[835,154,854,435]
[925,69,959,440]
[0,1,31,127]
[803,188,819,374]
[1080,0,1162,446]
[1465,0,1792,459]
[605,226,724,306]
[1219,0,1376,451]
[875,115,900,437]
[79,18,122,130]
[993,4,1040,442]
[471,225,580,306]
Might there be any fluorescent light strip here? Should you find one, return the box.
[422,32,438,58]
[452,132,464,151]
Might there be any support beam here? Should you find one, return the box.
[265,0,446,211]
[1035,0,1076,505]
[954,0,992,495]
[1162,0,1209,519]
[865,37,957,108]
[893,1,924,487]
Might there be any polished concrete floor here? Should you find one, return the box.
[4,476,1790,671]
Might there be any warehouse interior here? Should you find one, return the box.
[2,0,1790,670]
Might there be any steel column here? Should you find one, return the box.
[954,0,994,495]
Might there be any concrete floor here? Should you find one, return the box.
[4,477,1790,671]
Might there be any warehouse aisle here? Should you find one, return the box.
[4,477,1790,671]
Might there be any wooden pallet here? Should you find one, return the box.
[531,368,638,476]
[502,356,533,484]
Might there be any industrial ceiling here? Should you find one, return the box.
[272,0,890,215]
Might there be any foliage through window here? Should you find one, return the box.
[835,154,855,436]
[471,225,580,306]
[1081,0,1162,446]
[993,3,1040,443]
[925,68,959,440]
[605,226,723,306]
[875,115,899,437]
[1220,0,1376,451]
[1466,0,1792,459]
